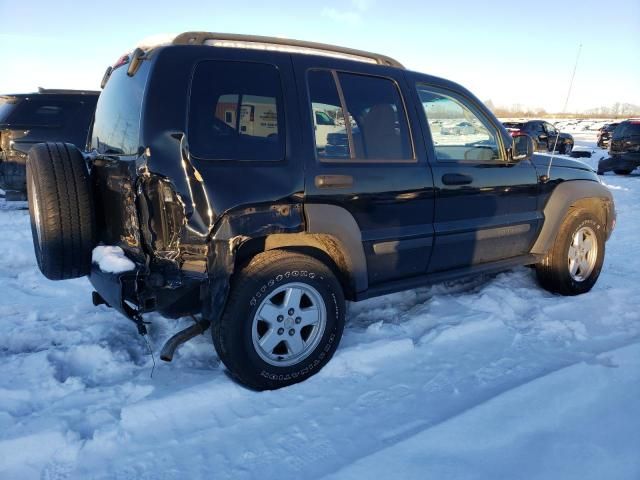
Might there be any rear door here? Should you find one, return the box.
[409,75,541,273]
[293,56,435,287]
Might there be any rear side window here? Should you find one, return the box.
[612,123,634,138]
[92,60,150,155]
[620,122,640,136]
[188,61,285,161]
[307,70,414,162]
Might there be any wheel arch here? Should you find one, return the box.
[531,180,615,255]
[233,204,368,300]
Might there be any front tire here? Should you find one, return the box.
[535,208,605,295]
[212,250,346,390]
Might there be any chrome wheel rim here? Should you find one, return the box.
[568,226,598,282]
[30,176,43,250]
[251,282,327,367]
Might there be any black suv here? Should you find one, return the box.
[598,119,640,175]
[503,120,574,155]
[596,122,620,148]
[0,88,98,200]
[26,33,615,390]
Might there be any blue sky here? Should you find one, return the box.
[1,0,638,112]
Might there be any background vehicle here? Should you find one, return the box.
[313,106,344,149]
[25,33,615,390]
[0,88,98,200]
[503,120,574,155]
[598,119,640,175]
[597,122,620,147]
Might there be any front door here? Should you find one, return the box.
[543,122,560,151]
[293,56,435,287]
[530,121,548,151]
[409,75,541,273]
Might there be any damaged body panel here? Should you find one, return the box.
[88,46,307,329]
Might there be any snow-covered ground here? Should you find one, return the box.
[1,133,639,479]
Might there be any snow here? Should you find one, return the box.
[92,245,136,273]
[327,343,640,480]
[0,131,639,479]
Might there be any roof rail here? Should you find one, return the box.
[37,87,100,95]
[172,32,404,69]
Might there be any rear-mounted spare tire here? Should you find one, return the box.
[26,142,96,280]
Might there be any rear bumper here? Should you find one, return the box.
[0,152,27,192]
[89,261,152,318]
[598,154,640,173]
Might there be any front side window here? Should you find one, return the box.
[307,70,414,162]
[531,122,545,135]
[544,123,558,136]
[417,85,502,162]
[189,61,285,161]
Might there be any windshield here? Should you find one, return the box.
[503,122,524,129]
[0,97,21,123]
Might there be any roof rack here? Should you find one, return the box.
[172,32,404,69]
[37,87,100,95]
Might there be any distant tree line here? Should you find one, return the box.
[483,99,640,119]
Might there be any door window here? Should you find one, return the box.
[308,70,351,160]
[532,122,545,136]
[544,122,558,136]
[416,85,503,162]
[188,61,285,161]
[337,72,413,161]
[307,70,414,162]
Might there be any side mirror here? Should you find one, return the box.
[512,134,534,162]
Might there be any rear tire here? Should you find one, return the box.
[613,169,632,175]
[26,142,96,280]
[535,208,605,296]
[213,250,345,390]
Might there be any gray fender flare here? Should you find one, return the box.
[530,180,615,255]
[304,204,368,293]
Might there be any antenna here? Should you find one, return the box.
[546,43,582,180]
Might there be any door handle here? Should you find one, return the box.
[315,175,353,188]
[442,173,473,186]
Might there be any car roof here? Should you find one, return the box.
[138,31,405,69]
[1,88,99,98]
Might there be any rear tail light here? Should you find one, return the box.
[112,54,130,69]
[509,129,521,137]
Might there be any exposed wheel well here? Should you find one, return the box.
[235,233,357,300]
